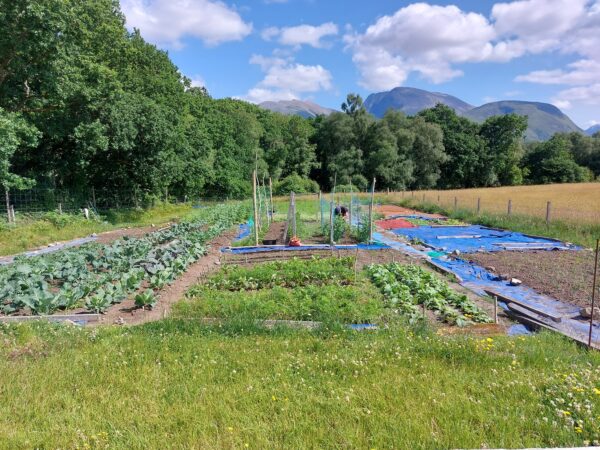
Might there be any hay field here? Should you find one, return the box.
[384,183,600,224]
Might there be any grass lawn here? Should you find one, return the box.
[1,321,599,449]
[1,257,599,449]
[0,202,202,256]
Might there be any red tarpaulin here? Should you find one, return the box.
[375,218,416,229]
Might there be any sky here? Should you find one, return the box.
[120,0,600,129]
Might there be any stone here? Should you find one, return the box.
[499,273,510,281]
[580,307,600,320]
[114,317,126,325]
[485,266,496,273]
[509,278,522,286]
[451,249,461,256]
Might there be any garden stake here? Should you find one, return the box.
[252,171,259,246]
[494,295,498,324]
[546,201,552,227]
[588,239,599,348]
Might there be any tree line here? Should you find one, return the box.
[1,0,599,207]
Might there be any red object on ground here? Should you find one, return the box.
[375,218,417,230]
[289,236,302,247]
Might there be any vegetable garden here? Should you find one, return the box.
[0,203,247,316]
[368,263,492,326]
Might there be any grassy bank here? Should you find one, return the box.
[0,203,199,256]
[1,320,599,449]
[393,197,600,248]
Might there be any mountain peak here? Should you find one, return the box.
[258,99,336,118]
[364,86,474,118]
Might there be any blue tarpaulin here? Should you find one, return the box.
[391,225,575,253]
[233,223,251,242]
[222,242,390,254]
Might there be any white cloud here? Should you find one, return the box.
[552,84,600,109]
[345,3,495,89]
[121,0,252,48]
[189,75,206,88]
[261,22,338,48]
[515,59,600,85]
[243,54,333,103]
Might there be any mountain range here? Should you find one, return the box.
[258,87,597,141]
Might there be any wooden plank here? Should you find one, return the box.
[426,260,463,283]
[484,289,562,323]
[0,314,100,324]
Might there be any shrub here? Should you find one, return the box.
[274,174,319,195]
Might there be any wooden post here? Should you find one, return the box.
[369,178,376,244]
[318,191,323,227]
[269,177,274,222]
[10,205,15,223]
[454,197,458,210]
[291,191,296,238]
[546,201,551,225]
[252,170,259,246]
[349,187,353,230]
[494,295,498,324]
[92,187,97,210]
[329,200,334,245]
[422,193,425,203]
[507,199,512,216]
[477,197,481,215]
[437,194,440,204]
[588,239,599,348]
[5,189,11,223]
[58,202,62,214]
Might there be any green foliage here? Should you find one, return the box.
[135,289,157,309]
[177,284,384,324]
[352,215,372,243]
[368,263,491,326]
[203,256,355,291]
[0,203,246,315]
[273,174,319,195]
[525,134,595,184]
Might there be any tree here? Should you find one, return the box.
[479,114,527,185]
[524,135,592,184]
[0,108,38,189]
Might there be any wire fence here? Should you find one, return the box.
[381,189,600,225]
[0,187,230,225]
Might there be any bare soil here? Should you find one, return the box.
[466,249,597,308]
[262,221,285,244]
[98,228,238,326]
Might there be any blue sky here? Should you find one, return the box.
[121,0,600,129]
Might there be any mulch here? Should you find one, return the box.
[375,218,416,229]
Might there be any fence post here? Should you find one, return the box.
[507,199,512,216]
[369,178,376,244]
[269,178,274,223]
[92,187,97,210]
[454,197,458,210]
[437,195,440,204]
[58,202,62,214]
[4,189,11,223]
[252,171,259,246]
[546,201,552,226]
[10,205,15,223]
[291,191,296,238]
[329,200,334,245]
[477,198,481,215]
[422,193,425,203]
[588,239,599,348]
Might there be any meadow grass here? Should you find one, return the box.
[0,320,599,449]
[0,202,199,256]
[380,182,600,224]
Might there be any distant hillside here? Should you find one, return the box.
[364,86,473,118]
[586,124,600,136]
[463,101,582,141]
[258,100,336,118]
